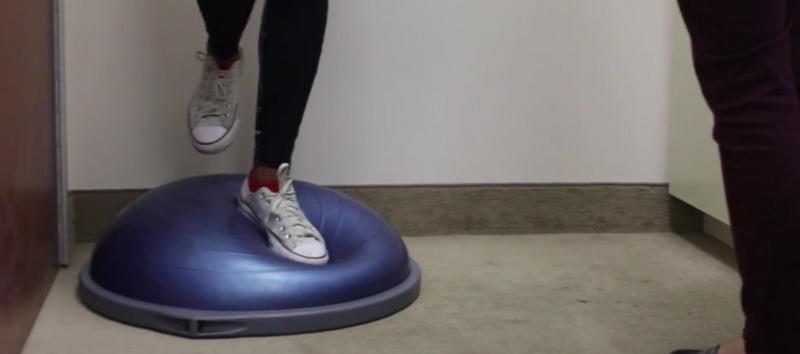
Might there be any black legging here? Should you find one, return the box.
[197,0,328,168]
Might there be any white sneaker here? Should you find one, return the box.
[238,163,329,265]
[187,50,242,154]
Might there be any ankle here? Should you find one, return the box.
[214,52,239,70]
[248,166,279,193]
[718,339,745,354]
[205,43,240,70]
[250,165,278,182]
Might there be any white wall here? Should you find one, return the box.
[66,0,674,190]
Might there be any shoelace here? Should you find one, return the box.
[194,52,234,125]
[259,179,321,242]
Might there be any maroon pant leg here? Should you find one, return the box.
[790,0,800,92]
[677,1,800,353]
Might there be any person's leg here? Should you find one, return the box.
[790,0,800,94]
[197,0,256,61]
[188,1,256,154]
[251,0,328,183]
[237,0,330,265]
[677,1,800,353]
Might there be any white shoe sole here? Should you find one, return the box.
[188,115,240,155]
[237,197,329,265]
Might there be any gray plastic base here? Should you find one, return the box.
[78,261,421,338]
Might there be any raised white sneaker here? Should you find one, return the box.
[238,163,329,265]
[187,50,242,154]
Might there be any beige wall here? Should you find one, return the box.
[667,10,729,223]
[66,0,675,190]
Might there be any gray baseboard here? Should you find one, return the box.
[702,214,733,247]
[70,184,702,244]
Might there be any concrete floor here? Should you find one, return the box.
[23,234,742,354]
